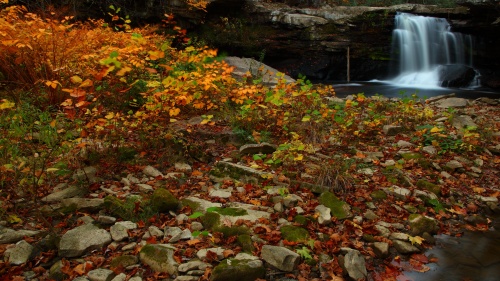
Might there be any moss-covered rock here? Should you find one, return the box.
[139,244,178,274]
[210,259,265,281]
[150,188,179,213]
[110,255,139,269]
[237,234,255,253]
[416,179,441,196]
[408,214,439,236]
[211,207,248,216]
[103,195,135,220]
[280,225,310,242]
[216,226,250,237]
[200,211,249,236]
[200,211,221,230]
[370,190,387,201]
[318,191,352,220]
[293,215,309,226]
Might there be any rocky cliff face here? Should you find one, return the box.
[185,0,499,88]
[66,0,500,88]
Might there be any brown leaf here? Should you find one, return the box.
[223,249,234,258]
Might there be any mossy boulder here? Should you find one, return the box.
[200,211,249,236]
[237,234,255,253]
[139,244,178,275]
[103,195,135,220]
[370,190,387,201]
[280,225,310,242]
[150,188,179,213]
[408,214,439,236]
[110,255,139,269]
[318,191,352,220]
[210,259,265,281]
[293,215,310,226]
[211,207,248,216]
[416,179,441,196]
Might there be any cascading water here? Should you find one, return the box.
[390,12,477,88]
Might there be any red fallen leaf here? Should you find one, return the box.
[137,220,146,228]
[206,250,218,262]
[411,253,428,264]
[254,225,271,234]
[429,257,439,263]
[282,240,299,246]
[146,235,157,244]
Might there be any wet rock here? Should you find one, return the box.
[210,258,265,281]
[315,205,331,225]
[261,245,300,272]
[5,240,33,265]
[373,242,389,258]
[59,224,112,258]
[392,240,420,254]
[318,191,352,220]
[239,142,277,155]
[143,165,163,178]
[375,224,390,238]
[87,268,115,281]
[139,244,178,274]
[340,248,368,280]
[408,214,439,236]
[42,185,87,202]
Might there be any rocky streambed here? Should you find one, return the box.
[1,95,499,281]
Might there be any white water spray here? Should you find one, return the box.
[390,12,475,88]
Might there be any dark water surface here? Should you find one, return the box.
[399,216,500,281]
[331,81,500,100]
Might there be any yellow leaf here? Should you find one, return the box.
[46,168,60,172]
[430,127,442,133]
[60,99,73,107]
[301,115,311,122]
[169,107,180,116]
[116,66,132,76]
[70,75,82,84]
[105,112,115,119]
[408,235,425,245]
[79,79,94,88]
[7,214,22,224]
[294,154,304,161]
[0,99,15,110]
[50,120,56,128]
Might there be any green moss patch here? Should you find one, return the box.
[416,179,441,196]
[209,207,248,216]
[237,234,255,253]
[150,188,179,213]
[280,225,310,242]
[211,259,265,281]
[318,191,352,220]
[370,190,387,201]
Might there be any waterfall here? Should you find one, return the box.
[390,12,476,88]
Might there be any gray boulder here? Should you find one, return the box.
[340,248,367,280]
[59,224,112,257]
[0,227,40,244]
[41,185,87,202]
[261,245,300,272]
[408,214,439,236]
[87,268,115,281]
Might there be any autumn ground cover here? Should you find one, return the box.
[0,2,499,281]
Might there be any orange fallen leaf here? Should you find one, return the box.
[187,239,201,246]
